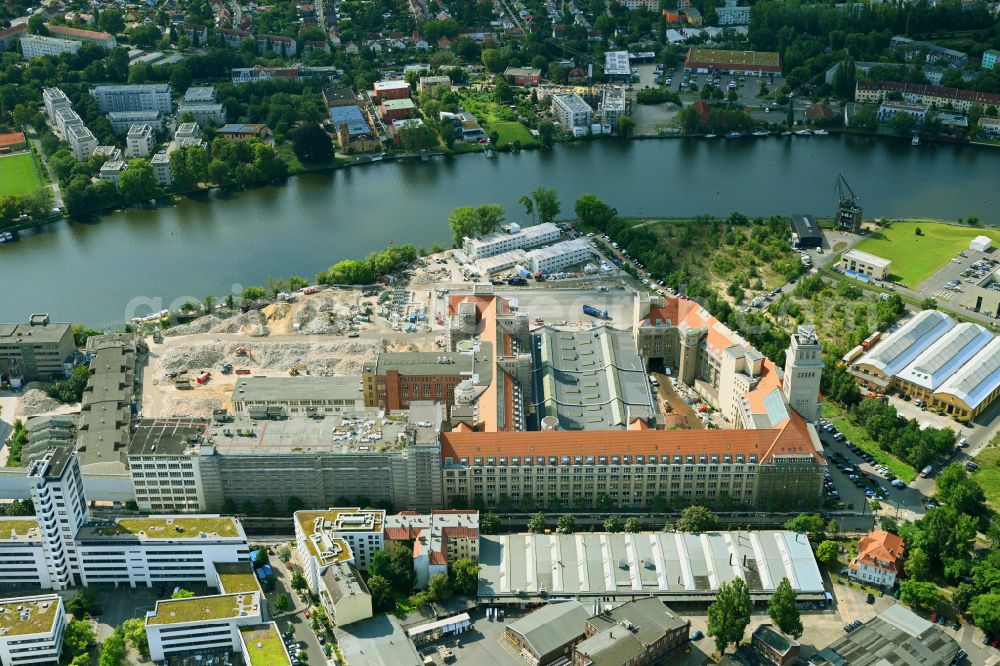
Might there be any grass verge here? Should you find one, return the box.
[972,442,1000,513]
[822,402,917,483]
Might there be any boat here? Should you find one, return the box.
[781,130,793,136]
[0,231,13,242]
[813,129,829,136]
[795,129,812,136]
[484,149,496,158]
[704,134,717,138]
[724,131,743,139]
[911,135,920,146]
[752,130,769,137]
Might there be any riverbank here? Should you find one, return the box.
[3,135,999,327]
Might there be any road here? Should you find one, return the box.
[26,126,63,208]
[263,546,330,666]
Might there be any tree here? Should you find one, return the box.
[452,558,480,596]
[707,577,752,654]
[261,497,277,517]
[557,514,576,534]
[827,519,839,537]
[517,194,535,223]
[617,116,636,139]
[970,593,1000,635]
[64,619,96,656]
[274,593,291,613]
[624,517,642,533]
[676,505,717,532]
[481,48,507,73]
[574,195,616,230]
[936,463,987,520]
[481,512,501,534]
[890,111,918,136]
[368,550,392,581]
[291,124,334,164]
[528,512,546,533]
[28,14,48,35]
[832,60,857,99]
[538,121,556,147]
[253,549,268,567]
[816,540,839,568]
[603,516,622,532]
[899,580,940,610]
[784,513,825,540]
[291,571,308,591]
[66,588,99,617]
[99,630,128,666]
[121,617,148,659]
[768,578,803,638]
[952,582,976,613]
[171,588,195,599]
[118,159,160,203]
[428,572,452,601]
[70,655,91,666]
[387,544,417,592]
[921,297,938,310]
[447,204,505,246]
[367,574,395,612]
[530,187,560,224]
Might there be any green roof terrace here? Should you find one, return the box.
[146,593,258,626]
[0,596,61,637]
[240,623,292,666]
[0,518,40,541]
[215,562,262,594]
[84,516,242,540]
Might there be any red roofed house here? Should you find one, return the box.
[805,103,835,123]
[383,510,479,589]
[849,530,905,588]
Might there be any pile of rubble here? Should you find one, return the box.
[292,296,355,335]
[17,389,64,417]
[161,395,224,418]
[158,339,384,378]
[162,311,269,338]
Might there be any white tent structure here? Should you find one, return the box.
[971,235,992,252]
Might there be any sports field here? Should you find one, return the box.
[854,220,1000,287]
[0,152,44,198]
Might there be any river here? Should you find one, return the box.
[2,134,999,328]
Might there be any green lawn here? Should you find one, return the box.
[972,443,1000,513]
[491,120,537,147]
[854,221,1000,287]
[0,152,44,198]
[822,402,918,482]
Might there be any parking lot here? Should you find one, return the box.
[918,247,996,302]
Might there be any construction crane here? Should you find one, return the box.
[835,173,863,233]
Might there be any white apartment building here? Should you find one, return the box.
[42,88,72,119]
[145,592,263,662]
[0,595,67,666]
[54,107,82,135]
[99,160,127,185]
[151,152,171,187]
[45,24,116,48]
[600,88,626,127]
[175,122,200,141]
[184,85,218,103]
[90,84,173,114]
[108,110,164,135]
[716,4,751,25]
[19,34,81,58]
[0,451,251,591]
[876,101,928,123]
[525,237,593,274]
[177,102,227,126]
[92,145,122,163]
[126,123,156,158]
[65,123,98,161]
[462,222,561,260]
[551,93,593,130]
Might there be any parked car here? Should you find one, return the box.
[691,630,704,641]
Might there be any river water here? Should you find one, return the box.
[2,134,999,327]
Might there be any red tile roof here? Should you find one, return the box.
[851,530,905,574]
[857,79,1000,106]
[0,132,26,148]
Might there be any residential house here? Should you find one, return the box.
[215,124,270,141]
[256,34,296,56]
[849,530,905,589]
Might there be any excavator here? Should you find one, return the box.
[288,364,309,376]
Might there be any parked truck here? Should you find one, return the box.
[582,305,609,319]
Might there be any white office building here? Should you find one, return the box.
[0,595,67,666]
[126,123,156,158]
[151,152,171,187]
[19,34,81,58]
[462,222,561,260]
[107,110,164,135]
[67,123,98,161]
[604,50,631,79]
[90,84,172,114]
[525,238,594,273]
[0,451,251,591]
[184,85,217,103]
[145,593,264,662]
[295,508,385,576]
[551,93,593,130]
